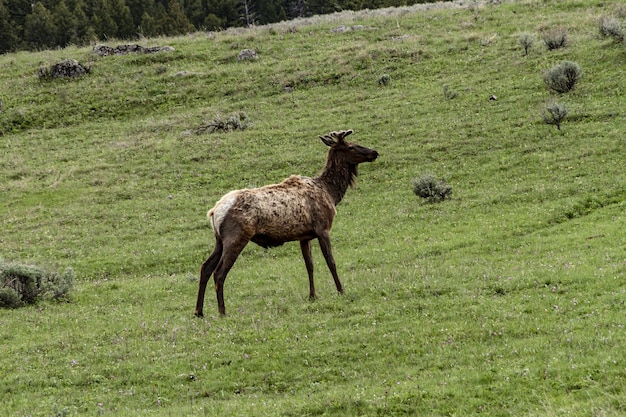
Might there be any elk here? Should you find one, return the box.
[194,130,378,317]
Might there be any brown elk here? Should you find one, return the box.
[194,130,378,317]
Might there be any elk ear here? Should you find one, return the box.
[319,134,336,147]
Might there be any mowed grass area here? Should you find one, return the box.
[1,0,625,415]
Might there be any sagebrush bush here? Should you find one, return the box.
[197,111,250,133]
[0,287,22,309]
[412,174,452,203]
[598,16,624,42]
[0,261,75,308]
[443,84,458,100]
[542,102,568,130]
[542,28,568,50]
[377,74,391,86]
[42,268,76,300]
[544,61,582,93]
[518,32,535,56]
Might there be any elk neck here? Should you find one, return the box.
[315,157,358,206]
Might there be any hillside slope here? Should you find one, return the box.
[1,0,624,415]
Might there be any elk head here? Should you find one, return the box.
[319,130,379,164]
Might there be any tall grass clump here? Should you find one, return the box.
[196,111,250,133]
[544,61,582,93]
[412,174,452,202]
[0,261,75,308]
[542,28,568,50]
[598,16,624,42]
[542,102,568,130]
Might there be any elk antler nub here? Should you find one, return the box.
[319,130,353,146]
[331,130,353,140]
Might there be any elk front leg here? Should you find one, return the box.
[195,239,223,317]
[300,239,316,299]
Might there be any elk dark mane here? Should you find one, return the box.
[194,129,378,317]
[316,152,359,205]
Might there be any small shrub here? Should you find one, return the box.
[542,102,568,130]
[42,268,76,300]
[197,111,250,133]
[377,74,391,86]
[237,49,258,61]
[518,32,535,56]
[0,287,22,308]
[0,261,75,308]
[542,28,568,50]
[412,174,452,203]
[598,16,624,42]
[443,84,458,100]
[544,61,582,94]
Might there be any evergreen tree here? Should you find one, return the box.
[126,0,150,28]
[164,0,194,35]
[67,0,97,44]
[183,0,204,29]
[0,0,20,53]
[150,2,168,35]
[277,5,286,22]
[139,11,156,36]
[110,0,135,38]
[53,0,77,47]
[5,0,32,40]
[24,2,58,50]
[205,0,239,28]
[203,12,222,30]
[306,0,333,16]
[257,0,283,25]
[289,0,306,18]
[90,0,117,39]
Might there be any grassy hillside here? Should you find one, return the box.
[1,0,625,415]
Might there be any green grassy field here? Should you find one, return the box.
[1,0,625,415]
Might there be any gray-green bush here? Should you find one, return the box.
[542,28,568,50]
[412,174,452,202]
[518,32,535,55]
[0,287,22,308]
[542,102,568,130]
[544,61,582,93]
[377,74,391,86]
[0,261,75,308]
[443,84,458,100]
[598,16,624,42]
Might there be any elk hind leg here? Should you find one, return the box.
[213,235,249,316]
[317,232,343,294]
